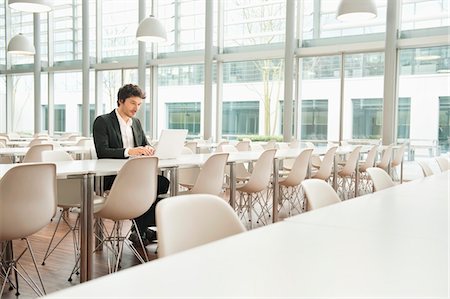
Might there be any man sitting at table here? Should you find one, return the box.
[93,83,169,246]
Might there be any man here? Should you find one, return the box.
[93,83,169,245]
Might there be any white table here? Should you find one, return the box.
[44,173,448,297]
[0,146,92,161]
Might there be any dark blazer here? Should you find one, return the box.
[93,110,149,159]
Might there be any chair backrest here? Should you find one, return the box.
[76,138,94,147]
[95,157,159,221]
[0,163,57,240]
[314,146,338,180]
[220,144,238,153]
[239,149,277,193]
[235,141,251,151]
[41,150,74,162]
[191,153,229,195]
[156,194,245,258]
[416,160,434,177]
[391,143,407,168]
[263,140,277,150]
[22,144,54,163]
[215,141,229,152]
[338,146,362,177]
[281,148,313,186]
[359,145,378,172]
[377,145,393,170]
[301,179,341,211]
[0,136,8,147]
[366,167,395,191]
[435,156,449,172]
[28,138,49,148]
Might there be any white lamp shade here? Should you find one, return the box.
[337,0,377,21]
[8,0,53,13]
[7,33,35,55]
[136,15,167,43]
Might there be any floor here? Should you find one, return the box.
[0,157,443,298]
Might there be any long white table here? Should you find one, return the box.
[44,172,448,298]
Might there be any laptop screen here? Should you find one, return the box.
[154,129,188,159]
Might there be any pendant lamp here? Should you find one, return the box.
[7,33,35,55]
[337,0,377,21]
[8,0,52,13]
[136,15,167,43]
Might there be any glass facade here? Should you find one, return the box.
[0,0,448,154]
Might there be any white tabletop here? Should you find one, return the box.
[44,172,448,298]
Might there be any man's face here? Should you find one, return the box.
[118,96,143,118]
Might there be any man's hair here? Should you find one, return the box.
[117,84,146,106]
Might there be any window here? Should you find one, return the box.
[11,74,34,133]
[401,0,449,31]
[301,100,328,140]
[222,101,259,137]
[0,75,5,131]
[438,97,450,153]
[352,98,411,139]
[166,102,201,135]
[42,104,66,132]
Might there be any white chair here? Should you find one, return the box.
[391,143,407,182]
[278,148,313,216]
[22,144,54,163]
[27,138,49,148]
[366,167,395,192]
[235,140,251,151]
[236,149,277,228]
[179,153,229,196]
[156,194,245,258]
[301,179,341,211]
[311,146,338,182]
[376,145,393,172]
[358,145,379,194]
[39,150,82,277]
[336,146,362,200]
[416,160,434,177]
[435,156,449,172]
[219,144,251,182]
[93,156,159,273]
[184,141,198,154]
[178,147,201,190]
[0,163,57,297]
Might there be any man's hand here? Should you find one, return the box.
[129,145,155,156]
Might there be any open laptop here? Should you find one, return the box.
[154,129,188,159]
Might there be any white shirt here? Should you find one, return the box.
[115,109,134,157]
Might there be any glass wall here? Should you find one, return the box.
[11,74,34,133]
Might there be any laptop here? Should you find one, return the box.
[154,129,188,159]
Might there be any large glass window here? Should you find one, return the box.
[158,0,206,53]
[223,60,284,138]
[223,0,285,48]
[438,97,450,153]
[301,99,328,140]
[401,0,449,31]
[222,101,259,137]
[0,75,5,131]
[0,0,5,66]
[11,74,34,133]
[54,72,82,133]
[166,102,201,135]
[352,98,411,140]
[398,46,450,152]
[42,104,66,132]
[102,1,138,58]
[158,64,204,135]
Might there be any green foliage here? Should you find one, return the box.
[237,135,283,142]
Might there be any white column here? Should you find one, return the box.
[82,0,90,137]
[33,13,41,134]
[203,0,213,140]
[137,0,146,126]
[283,0,295,142]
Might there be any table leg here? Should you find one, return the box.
[169,167,178,196]
[228,162,236,209]
[80,173,94,282]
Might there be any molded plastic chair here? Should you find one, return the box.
[94,156,159,273]
[235,141,251,151]
[178,153,229,196]
[416,160,434,177]
[40,150,82,273]
[435,156,449,172]
[391,143,407,182]
[366,167,395,192]
[0,163,57,297]
[301,179,341,211]
[278,149,313,216]
[22,144,54,163]
[177,147,201,189]
[219,144,252,182]
[376,145,393,172]
[336,146,362,200]
[311,146,338,182]
[184,141,198,154]
[236,149,277,228]
[358,145,378,194]
[156,194,245,258]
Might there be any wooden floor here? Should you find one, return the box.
[1,210,158,299]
